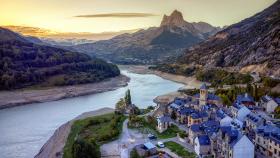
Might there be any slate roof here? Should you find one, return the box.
[236,93,255,103]
[190,111,208,119]
[201,120,220,136]
[190,124,202,133]
[220,126,240,144]
[200,83,208,90]
[256,125,280,144]
[177,107,195,116]
[261,95,273,102]
[144,142,156,150]
[197,135,211,145]
[194,93,220,101]
[202,104,218,111]
[246,113,263,125]
[230,119,243,129]
[216,109,226,119]
[169,103,182,110]
[174,98,185,106]
[157,115,172,123]
[275,98,280,105]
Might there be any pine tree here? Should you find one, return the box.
[125,89,132,105]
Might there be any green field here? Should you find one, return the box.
[164,141,196,158]
[63,113,126,158]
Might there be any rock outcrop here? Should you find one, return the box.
[71,10,221,64]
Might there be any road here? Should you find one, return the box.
[101,118,194,158]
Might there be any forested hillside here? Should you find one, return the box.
[0,27,120,90]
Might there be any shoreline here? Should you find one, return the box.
[35,107,115,158]
[119,65,202,89]
[0,75,130,110]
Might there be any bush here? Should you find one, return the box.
[72,137,100,158]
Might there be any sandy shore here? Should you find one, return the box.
[119,65,202,89]
[0,75,129,109]
[35,107,114,158]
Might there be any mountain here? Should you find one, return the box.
[175,0,280,77]
[0,27,120,90]
[71,10,221,64]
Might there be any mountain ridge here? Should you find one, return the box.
[174,0,280,77]
[71,10,222,64]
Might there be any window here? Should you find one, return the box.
[274,149,277,154]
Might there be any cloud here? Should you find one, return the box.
[2,25,140,40]
[74,13,157,18]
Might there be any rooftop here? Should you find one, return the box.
[216,109,226,119]
[157,115,172,123]
[261,95,273,102]
[200,83,208,90]
[190,124,202,133]
[236,93,255,104]
[275,97,280,105]
[194,93,220,101]
[198,135,211,145]
[177,107,195,115]
[256,125,280,144]
[144,142,156,150]
[246,113,263,124]
[190,111,208,119]
[220,126,240,144]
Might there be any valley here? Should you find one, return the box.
[0,1,279,158]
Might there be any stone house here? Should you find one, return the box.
[157,115,172,133]
[260,95,279,113]
[194,135,211,157]
[255,125,280,158]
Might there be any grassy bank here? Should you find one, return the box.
[164,141,196,158]
[63,113,126,158]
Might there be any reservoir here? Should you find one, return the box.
[0,70,184,158]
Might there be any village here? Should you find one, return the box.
[116,83,280,158]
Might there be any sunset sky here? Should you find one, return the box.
[0,0,276,34]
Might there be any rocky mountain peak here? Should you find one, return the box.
[160,10,187,27]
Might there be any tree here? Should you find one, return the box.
[171,110,177,120]
[124,89,132,105]
[274,106,280,119]
[219,94,231,106]
[115,98,126,113]
[72,137,100,158]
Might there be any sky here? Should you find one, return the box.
[0,0,276,34]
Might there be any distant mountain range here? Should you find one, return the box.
[3,25,139,45]
[175,0,280,77]
[0,27,120,90]
[70,10,222,64]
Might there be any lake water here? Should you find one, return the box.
[0,70,184,158]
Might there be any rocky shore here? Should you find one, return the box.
[35,107,114,158]
[0,75,129,109]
